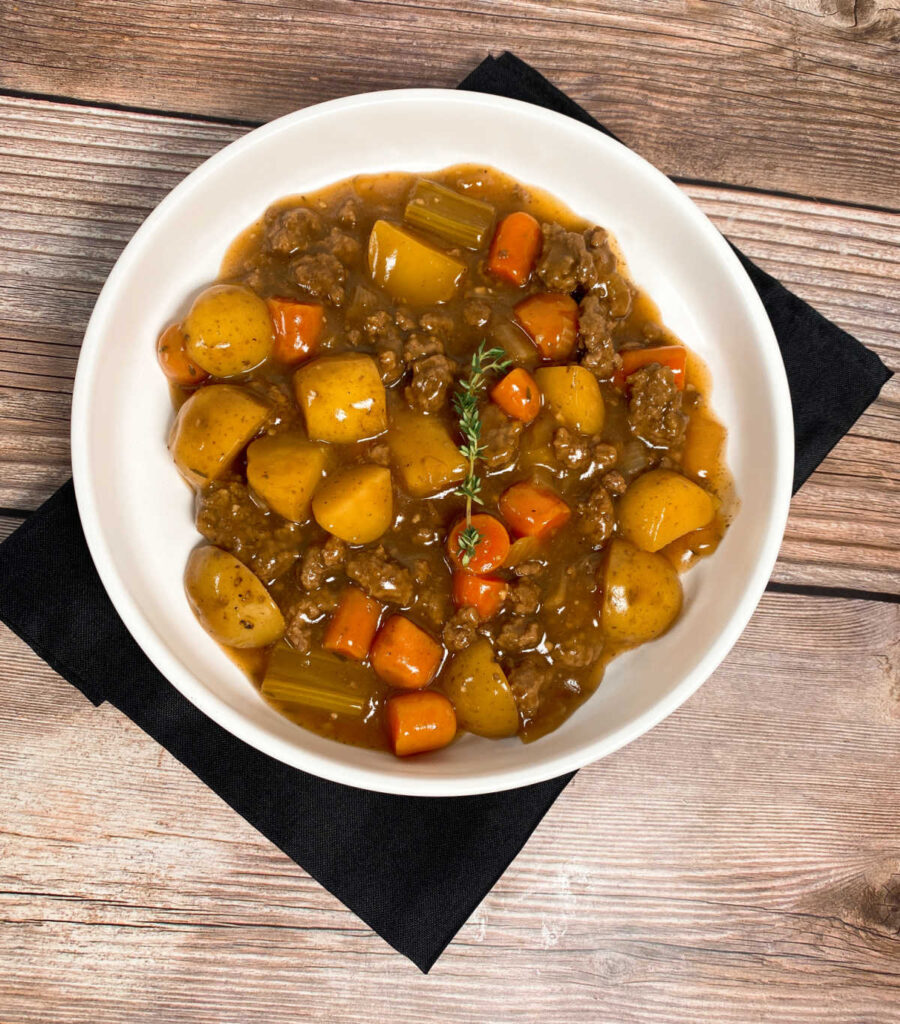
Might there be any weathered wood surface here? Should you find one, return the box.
[1,592,898,1021]
[1,97,897,590]
[1,1,898,208]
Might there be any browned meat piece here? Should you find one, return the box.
[404,504,443,546]
[364,310,404,349]
[337,199,359,229]
[418,311,455,336]
[552,426,591,469]
[289,588,340,622]
[578,485,615,548]
[367,441,391,466]
[442,606,480,652]
[403,332,445,362]
[297,537,347,591]
[376,348,404,386]
[293,252,346,306]
[196,480,300,582]
[602,470,627,496]
[394,309,417,332]
[417,585,450,629]
[324,227,361,265]
[480,403,523,470]
[463,298,492,328]
[628,363,687,447]
[285,618,313,653]
[592,443,618,472]
[535,223,615,293]
[404,353,456,412]
[345,545,415,605]
[553,633,603,668]
[496,617,543,652]
[508,577,541,615]
[513,560,546,578]
[507,654,553,718]
[263,206,323,255]
[579,294,621,380]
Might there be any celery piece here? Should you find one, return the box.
[403,179,495,250]
[261,644,375,717]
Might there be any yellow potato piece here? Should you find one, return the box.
[534,365,605,435]
[246,432,327,523]
[368,220,465,305]
[682,412,727,485]
[619,469,716,553]
[169,384,269,487]
[185,546,285,648]
[601,539,682,644]
[293,353,387,443]
[388,407,467,497]
[312,464,393,544]
[184,284,274,377]
[442,639,519,738]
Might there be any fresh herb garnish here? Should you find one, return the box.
[452,340,511,566]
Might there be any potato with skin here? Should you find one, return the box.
[534,365,605,435]
[368,220,465,305]
[442,638,519,738]
[184,284,274,376]
[600,539,682,643]
[185,546,285,648]
[246,433,327,523]
[388,407,467,497]
[618,469,716,553]
[294,353,387,443]
[169,384,269,487]
[312,464,393,544]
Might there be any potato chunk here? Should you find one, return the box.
[184,284,274,377]
[312,464,393,544]
[618,469,716,552]
[534,365,605,435]
[442,638,519,738]
[246,432,327,523]
[293,353,387,443]
[600,539,682,643]
[388,407,467,497]
[368,220,465,305]
[185,545,285,648]
[169,384,269,487]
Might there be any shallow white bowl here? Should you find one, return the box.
[71,89,793,796]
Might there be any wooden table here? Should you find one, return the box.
[1,3,898,1019]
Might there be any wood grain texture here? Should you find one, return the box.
[1,1,898,208]
[1,97,897,589]
[0,592,898,1020]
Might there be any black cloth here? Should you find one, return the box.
[0,54,891,973]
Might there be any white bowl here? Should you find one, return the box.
[71,90,793,796]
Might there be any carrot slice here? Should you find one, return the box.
[614,346,687,390]
[499,481,571,539]
[452,572,508,620]
[490,367,542,423]
[157,323,208,387]
[267,297,324,364]
[487,211,543,286]
[387,691,457,757]
[514,293,578,360]
[370,615,444,690]
[323,585,383,661]
[447,514,511,573]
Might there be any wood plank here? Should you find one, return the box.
[1,1,898,208]
[0,591,897,1019]
[0,97,897,590]
[0,515,23,542]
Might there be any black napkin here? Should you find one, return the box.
[0,54,890,973]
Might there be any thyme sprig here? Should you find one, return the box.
[452,341,511,566]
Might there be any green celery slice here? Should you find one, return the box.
[403,179,495,250]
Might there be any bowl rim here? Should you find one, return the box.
[71,88,794,796]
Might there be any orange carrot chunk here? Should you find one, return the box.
[490,367,542,423]
[452,571,508,620]
[447,514,511,574]
[614,346,687,390]
[370,615,444,690]
[267,297,324,364]
[487,211,543,286]
[156,323,208,387]
[514,293,579,360]
[387,690,457,757]
[499,481,571,539]
[323,585,383,661]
